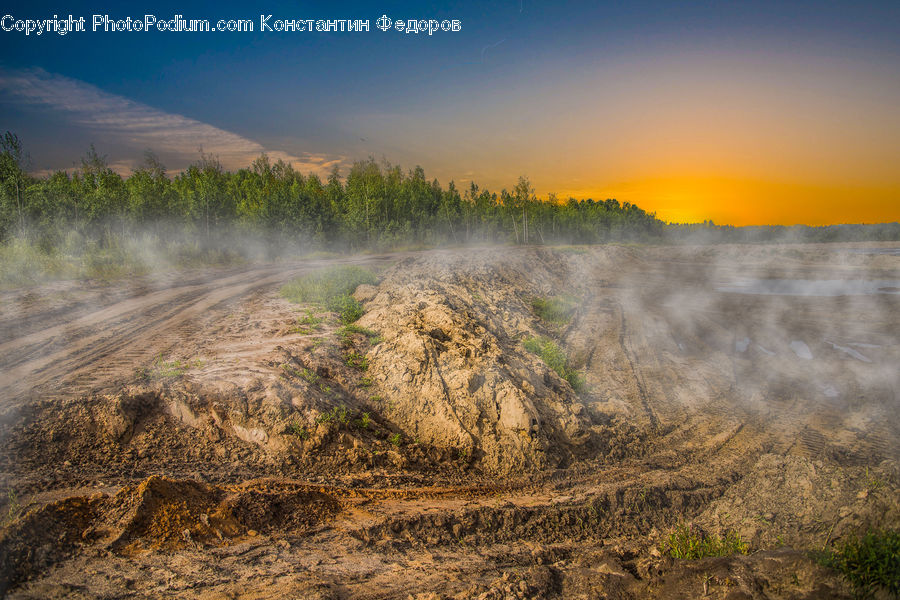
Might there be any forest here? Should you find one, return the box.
[0,131,897,260]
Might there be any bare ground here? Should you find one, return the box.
[0,243,898,599]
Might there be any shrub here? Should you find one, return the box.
[523,336,585,392]
[818,529,900,599]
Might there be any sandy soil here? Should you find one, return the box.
[0,243,897,599]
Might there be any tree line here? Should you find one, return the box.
[2,132,896,252]
[0,133,663,250]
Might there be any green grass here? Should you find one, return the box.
[523,336,585,392]
[817,529,900,599]
[288,310,325,334]
[389,432,402,446]
[284,422,310,439]
[531,295,577,325]
[316,404,352,427]
[345,351,369,370]
[281,266,377,324]
[664,522,750,560]
[338,323,382,346]
[356,412,371,429]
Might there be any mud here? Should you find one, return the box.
[0,242,898,598]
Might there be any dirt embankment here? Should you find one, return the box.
[0,243,898,598]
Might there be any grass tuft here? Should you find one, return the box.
[281,266,377,325]
[523,336,585,392]
[817,529,900,599]
[664,522,749,559]
[531,295,577,325]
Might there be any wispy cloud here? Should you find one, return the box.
[0,67,345,176]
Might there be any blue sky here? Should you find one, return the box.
[2,1,898,223]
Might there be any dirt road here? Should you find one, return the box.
[0,255,399,406]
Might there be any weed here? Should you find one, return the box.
[370,394,383,402]
[281,266,375,324]
[328,294,365,324]
[341,324,379,338]
[281,266,378,305]
[285,422,310,440]
[523,336,585,392]
[816,529,900,599]
[316,404,351,427]
[345,351,369,371]
[864,466,884,492]
[389,432,402,446]
[356,412,371,429]
[531,295,577,325]
[359,376,372,388]
[289,310,325,334]
[5,489,21,524]
[663,522,749,559]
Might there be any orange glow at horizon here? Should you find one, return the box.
[551,176,899,226]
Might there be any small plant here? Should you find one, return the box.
[281,266,376,324]
[281,266,378,305]
[523,336,585,392]
[356,412,371,429]
[5,489,21,523]
[316,404,351,427]
[289,310,325,334]
[328,294,364,324]
[389,432,402,447]
[359,376,372,388]
[663,522,749,560]
[341,323,379,338]
[864,466,884,493]
[817,529,900,599]
[370,394,383,402]
[345,351,369,371]
[531,295,577,325]
[285,422,310,440]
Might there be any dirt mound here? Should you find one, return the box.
[0,475,344,592]
[0,495,105,595]
[356,248,597,473]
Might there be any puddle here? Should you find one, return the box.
[825,341,872,363]
[790,340,813,360]
[716,279,900,296]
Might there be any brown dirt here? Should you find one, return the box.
[0,243,898,598]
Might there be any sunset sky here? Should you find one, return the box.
[1,0,898,225]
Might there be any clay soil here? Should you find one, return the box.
[0,243,898,599]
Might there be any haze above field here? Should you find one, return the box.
[1,0,898,225]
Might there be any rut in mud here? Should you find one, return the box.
[0,243,898,599]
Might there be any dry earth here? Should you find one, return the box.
[0,243,898,599]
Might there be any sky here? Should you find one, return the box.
[1,0,898,226]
